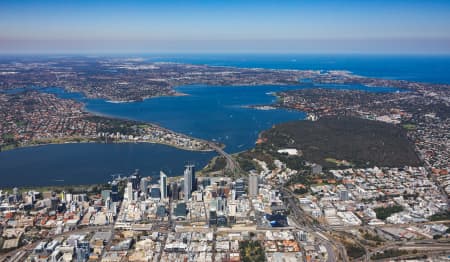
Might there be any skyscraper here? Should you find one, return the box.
[126,182,133,202]
[191,165,197,191]
[111,181,119,202]
[140,177,150,196]
[248,174,258,198]
[184,164,195,201]
[160,171,167,200]
[235,179,245,199]
[171,182,179,200]
[130,169,141,191]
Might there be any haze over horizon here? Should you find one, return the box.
[1,0,450,54]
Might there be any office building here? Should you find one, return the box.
[151,185,161,200]
[235,179,245,199]
[111,181,119,202]
[130,169,141,191]
[160,171,167,200]
[191,165,197,191]
[171,182,179,200]
[248,174,258,198]
[140,177,149,195]
[126,182,133,202]
[184,164,195,201]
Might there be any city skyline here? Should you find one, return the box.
[1,0,450,54]
[0,1,450,260]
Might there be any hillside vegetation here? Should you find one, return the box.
[260,116,421,168]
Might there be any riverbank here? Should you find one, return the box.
[0,89,222,153]
[0,138,218,153]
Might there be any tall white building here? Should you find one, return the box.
[248,174,259,198]
[184,165,195,201]
[140,177,150,196]
[126,182,133,202]
[160,171,167,200]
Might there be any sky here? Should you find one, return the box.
[0,0,449,54]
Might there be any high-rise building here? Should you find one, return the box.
[235,179,245,199]
[126,182,133,201]
[184,164,195,201]
[151,185,161,200]
[171,182,179,200]
[130,169,141,191]
[160,171,167,200]
[248,174,258,198]
[191,165,197,191]
[111,181,119,202]
[228,203,237,224]
[140,177,150,195]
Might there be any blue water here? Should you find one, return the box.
[0,143,215,187]
[81,85,308,153]
[39,83,403,154]
[148,54,450,84]
[1,54,448,187]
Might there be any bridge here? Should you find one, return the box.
[208,142,241,174]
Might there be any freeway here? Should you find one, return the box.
[208,142,241,174]
[280,187,347,262]
[362,241,450,261]
[326,219,450,232]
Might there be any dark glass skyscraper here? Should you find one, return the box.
[183,164,195,201]
[235,179,245,199]
[130,169,141,191]
[111,181,119,202]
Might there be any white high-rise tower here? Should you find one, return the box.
[248,173,259,198]
[160,171,167,200]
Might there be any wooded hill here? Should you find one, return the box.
[260,116,421,168]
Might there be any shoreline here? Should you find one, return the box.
[0,139,218,153]
[105,91,189,103]
[1,85,226,156]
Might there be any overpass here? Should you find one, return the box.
[208,142,241,174]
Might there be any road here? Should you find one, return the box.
[0,225,114,262]
[280,187,347,262]
[208,142,241,174]
[361,240,450,261]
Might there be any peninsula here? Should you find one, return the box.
[0,90,216,152]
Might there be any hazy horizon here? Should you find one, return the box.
[1,0,450,54]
